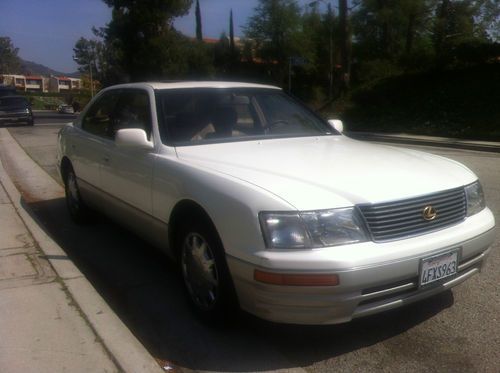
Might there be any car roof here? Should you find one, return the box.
[104,81,282,91]
[1,95,27,98]
[0,95,28,101]
[0,85,16,91]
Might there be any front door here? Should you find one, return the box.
[99,88,155,216]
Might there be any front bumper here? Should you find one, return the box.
[227,209,496,325]
[0,113,32,124]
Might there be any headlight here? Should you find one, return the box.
[259,208,368,249]
[465,181,486,216]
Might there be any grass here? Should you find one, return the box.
[29,96,65,110]
[334,63,500,141]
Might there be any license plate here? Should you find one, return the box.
[419,250,458,286]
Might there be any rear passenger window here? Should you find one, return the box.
[81,93,118,138]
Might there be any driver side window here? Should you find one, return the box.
[81,90,152,140]
[113,89,152,140]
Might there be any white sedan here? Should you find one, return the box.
[58,104,75,114]
[57,82,495,324]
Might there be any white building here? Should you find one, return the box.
[49,76,82,93]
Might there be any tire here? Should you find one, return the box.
[64,166,91,223]
[178,216,238,324]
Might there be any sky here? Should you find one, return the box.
[0,0,328,74]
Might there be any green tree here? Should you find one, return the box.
[401,0,432,54]
[244,0,302,66]
[73,37,100,76]
[101,0,194,80]
[477,0,500,41]
[0,37,21,74]
[214,32,231,74]
[433,0,496,65]
[299,3,335,99]
[353,0,432,59]
[338,0,351,83]
[73,26,124,87]
[182,40,215,78]
[351,0,438,76]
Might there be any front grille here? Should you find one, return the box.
[0,112,28,119]
[358,187,466,242]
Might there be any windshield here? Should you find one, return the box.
[0,97,29,109]
[0,88,17,97]
[156,88,335,145]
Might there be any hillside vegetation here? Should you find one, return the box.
[340,63,500,141]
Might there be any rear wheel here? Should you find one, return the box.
[178,216,238,323]
[64,166,91,223]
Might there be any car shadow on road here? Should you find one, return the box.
[26,197,455,372]
[0,123,33,128]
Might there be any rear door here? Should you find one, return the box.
[70,90,119,191]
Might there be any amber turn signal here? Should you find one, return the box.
[254,270,339,286]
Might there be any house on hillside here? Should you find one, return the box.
[49,76,82,92]
[0,74,27,91]
[1,74,82,93]
[24,76,45,92]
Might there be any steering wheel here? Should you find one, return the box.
[263,119,289,133]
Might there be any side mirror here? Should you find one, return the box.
[115,128,154,150]
[328,119,344,134]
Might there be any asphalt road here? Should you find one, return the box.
[6,125,500,373]
[33,110,77,125]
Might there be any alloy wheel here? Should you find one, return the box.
[181,232,219,310]
[66,171,81,215]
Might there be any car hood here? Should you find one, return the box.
[175,136,476,210]
[0,106,28,112]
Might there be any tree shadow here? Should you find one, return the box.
[26,197,455,372]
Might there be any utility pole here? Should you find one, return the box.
[195,0,203,42]
[288,57,292,93]
[89,59,94,98]
[73,52,94,98]
[229,9,235,54]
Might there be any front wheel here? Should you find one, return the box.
[178,218,238,323]
[64,167,91,223]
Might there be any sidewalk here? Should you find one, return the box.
[345,131,500,153]
[0,128,162,373]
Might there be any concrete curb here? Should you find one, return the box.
[0,128,163,373]
[345,131,500,153]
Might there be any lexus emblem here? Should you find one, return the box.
[422,206,437,221]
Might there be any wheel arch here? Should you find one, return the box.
[169,198,241,316]
[168,199,221,261]
[60,156,73,183]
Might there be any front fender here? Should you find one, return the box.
[151,152,294,263]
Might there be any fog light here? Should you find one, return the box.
[254,270,339,286]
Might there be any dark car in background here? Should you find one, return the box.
[0,96,34,126]
[0,85,17,97]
